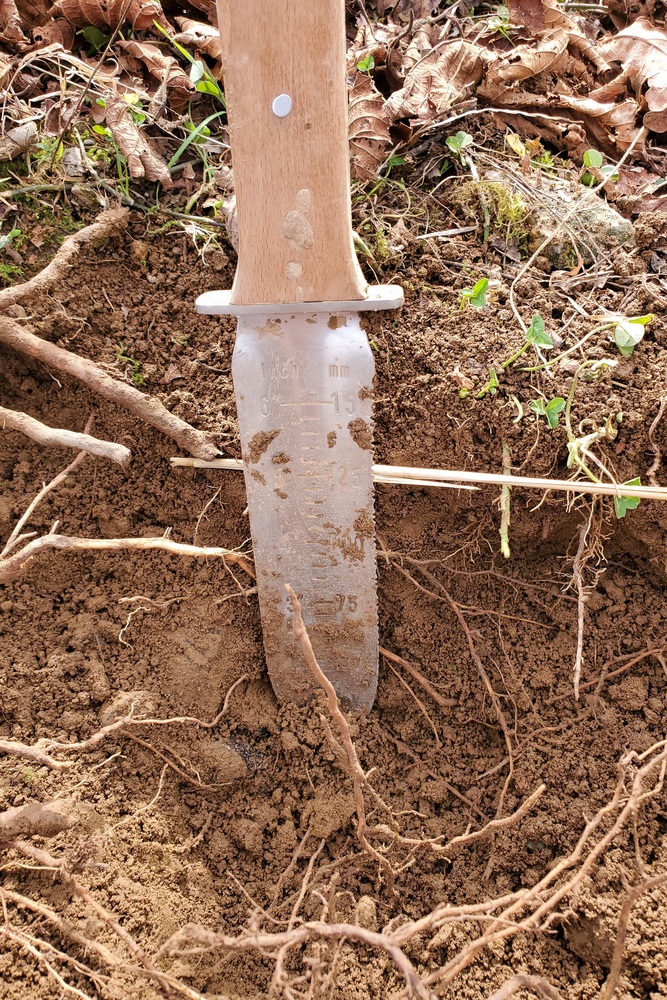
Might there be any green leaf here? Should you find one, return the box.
[195,79,223,98]
[469,277,488,308]
[525,314,553,348]
[614,478,641,518]
[92,125,112,138]
[357,53,375,73]
[614,320,645,357]
[446,131,473,154]
[545,397,565,428]
[583,149,603,169]
[80,25,109,50]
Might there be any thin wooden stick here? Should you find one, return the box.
[0,406,130,467]
[170,457,667,501]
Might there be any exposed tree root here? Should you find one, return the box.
[0,405,131,466]
[0,208,129,311]
[0,799,75,840]
[0,447,255,584]
[0,313,219,460]
[0,207,218,460]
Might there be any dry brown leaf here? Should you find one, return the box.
[349,72,392,180]
[103,95,172,187]
[52,0,169,32]
[116,40,193,93]
[599,18,667,133]
[173,17,222,64]
[0,0,26,40]
[505,0,610,76]
[385,38,484,120]
[374,0,439,17]
[30,17,75,48]
[182,0,216,23]
[481,29,568,94]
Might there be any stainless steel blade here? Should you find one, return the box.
[196,286,403,711]
[233,308,376,710]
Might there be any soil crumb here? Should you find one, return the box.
[348,417,372,450]
[247,429,280,463]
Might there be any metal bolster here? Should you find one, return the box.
[195,284,404,317]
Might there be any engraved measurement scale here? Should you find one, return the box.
[198,0,402,710]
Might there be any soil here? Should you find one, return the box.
[1,190,667,1000]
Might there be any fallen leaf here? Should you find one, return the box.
[161,363,183,384]
[374,0,439,17]
[52,0,169,32]
[30,17,74,48]
[599,18,667,132]
[349,72,392,180]
[481,29,568,93]
[103,95,172,187]
[173,17,222,64]
[0,0,26,40]
[116,40,193,93]
[385,37,485,121]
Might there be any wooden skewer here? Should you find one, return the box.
[170,457,667,502]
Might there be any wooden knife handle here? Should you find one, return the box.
[218,0,367,305]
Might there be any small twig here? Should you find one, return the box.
[1,447,88,560]
[0,406,130,467]
[380,646,458,709]
[647,395,667,487]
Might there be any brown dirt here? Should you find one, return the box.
[1,196,667,999]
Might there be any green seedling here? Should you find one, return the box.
[446,131,473,156]
[581,148,619,188]
[167,110,225,169]
[459,277,488,310]
[476,367,499,398]
[0,226,21,252]
[613,314,652,357]
[502,313,552,368]
[530,396,565,428]
[385,154,405,176]
[22,767,43,785]
[357,53,375,73]
[117,344,145,387]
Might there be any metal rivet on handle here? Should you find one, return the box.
[272,93,292,118]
